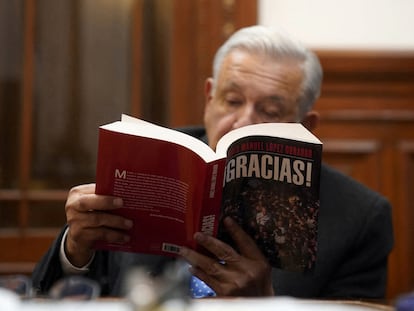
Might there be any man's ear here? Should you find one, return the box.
[204,78,214,107]
[301,110,320,132]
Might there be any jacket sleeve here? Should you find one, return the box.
[31,225,114,296]
[31,226,67,296]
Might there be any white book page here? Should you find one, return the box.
[100,115,219,163]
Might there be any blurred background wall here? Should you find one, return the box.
[259,0,414,50]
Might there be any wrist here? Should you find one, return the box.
[64,231,94,268]
[60,228,95,274]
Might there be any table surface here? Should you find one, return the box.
[0,288,396,311]
[18,297,395,311]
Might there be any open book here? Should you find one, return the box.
[94,114,323,272]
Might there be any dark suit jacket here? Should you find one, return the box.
[32,127,394,298]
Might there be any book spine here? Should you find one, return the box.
[198,159,226,241]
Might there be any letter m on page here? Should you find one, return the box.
[115,169,127,179]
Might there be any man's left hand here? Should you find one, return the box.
[179,217,274,296]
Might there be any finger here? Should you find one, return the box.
[188,264,223,292]
[66,226,131,266]
[223,217,267,260]
[70,226,131,245]
[192,231,239,264]
[182,245,246,296]
[68,214,132,252]
[179,246,228,291]
[66,184,123,213]
[71,194,123,213]
[179,245,225,275]
[178,246,213,270]
[71,211,133,231]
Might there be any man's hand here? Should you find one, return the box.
[64,183,133,267]
[179,217,274,296]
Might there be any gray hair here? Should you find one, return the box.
[212,25,323,117]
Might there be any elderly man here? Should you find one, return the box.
[32,25,393,299]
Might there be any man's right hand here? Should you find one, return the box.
[64,183,133,267]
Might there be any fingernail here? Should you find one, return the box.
[178,246,187,256]
[224,216,234,226]
[113,198,123,207]
[194,232,206,242]
[125,219,133,228]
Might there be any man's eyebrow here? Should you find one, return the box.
[221,80,242,91]
[260,96,287,107]
[266,95,284,102]
[261,96,288,114]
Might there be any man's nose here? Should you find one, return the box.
[233,104,257,129]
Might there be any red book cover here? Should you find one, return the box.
[94,117,225,256]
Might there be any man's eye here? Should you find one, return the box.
[259,100,283,120]
[260,107,281,121]
[226,99,243,106]
[264,110,280,118]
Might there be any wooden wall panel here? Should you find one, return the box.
[168,0,257,127]
[314,51,414,299]
[394,142,414,295]
[322,139,382,190]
